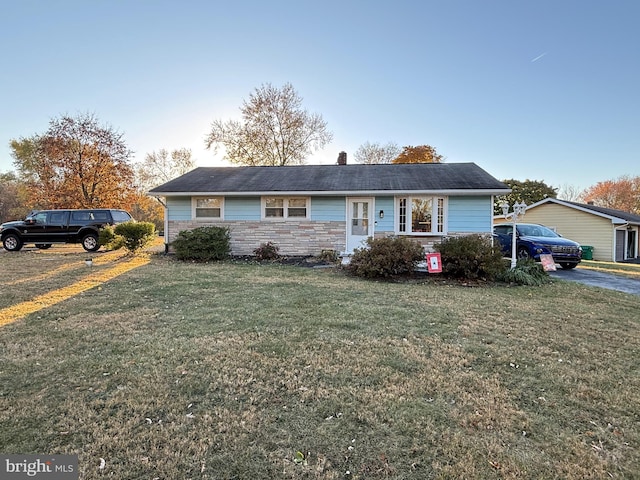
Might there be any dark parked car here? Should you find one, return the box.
[493,223,582,269]
[0,208,132,252]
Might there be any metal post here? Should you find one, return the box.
[500,200,527,269]
[510,218,518,269]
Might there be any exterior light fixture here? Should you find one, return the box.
[379,210,384,219]
[500,200,510,217]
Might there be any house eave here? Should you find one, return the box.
[526,198,634,224]
[149,189,511,197]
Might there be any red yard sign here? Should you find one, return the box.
[426,252,442,273]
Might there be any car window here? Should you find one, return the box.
[111,210,132,222]
[536,225,560,237]
[49,212,66,223]
[71,211,91,221]
[33,212,48,224]
[517,225,560,237]
[93,211,109,221]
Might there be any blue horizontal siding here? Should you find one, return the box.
[225,197,261,220]
[311,197,345,221]
[167,197,191,221]
[166,194,493,233]
[448,196,492,232]
[374,196,394,231]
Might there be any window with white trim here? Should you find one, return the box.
[193,197,223,219]
[397,196,445,234]
[263,197,309,219]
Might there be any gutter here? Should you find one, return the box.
[148,189,512,197]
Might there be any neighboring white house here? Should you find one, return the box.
[495,197,640,262]
[149,161,510,256]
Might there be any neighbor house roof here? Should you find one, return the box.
[148,163,510,196]
[527,198,640,225]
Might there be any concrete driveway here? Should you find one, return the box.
[549,267,640,296]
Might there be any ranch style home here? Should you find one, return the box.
[148,159,511,256]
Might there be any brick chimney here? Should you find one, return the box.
[337,151,347,165]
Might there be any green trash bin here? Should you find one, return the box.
[581,245,593,260]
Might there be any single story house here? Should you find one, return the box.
[148,160,510,256]
[495,197,640,262]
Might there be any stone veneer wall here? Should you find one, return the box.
[167,220,346,256]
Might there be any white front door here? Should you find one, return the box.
[346,197,374,253]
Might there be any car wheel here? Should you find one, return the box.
[82,233,100,252]
[2,234,23,251]
[560,263,577,270]
[35,244,52,249]
[517,246,531,260]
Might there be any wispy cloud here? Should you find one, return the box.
[531,52,547,63]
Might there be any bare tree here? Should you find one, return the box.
[353,141,401,164]
[205,83,333,166]
[137,148,195,191]
[556,183,584,202]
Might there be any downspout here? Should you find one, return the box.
[154,196,169,254]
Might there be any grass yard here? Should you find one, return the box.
[580,260,640,279]
[1,249,639,479]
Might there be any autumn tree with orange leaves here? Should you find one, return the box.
[10,113,136,211]
[581,175,640,214]
[392,145,445,164]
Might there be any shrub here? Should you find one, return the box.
[172,226,231,261]
[317,249,340,264]
[253,241,280,261]
[434,234,507,280]
[114,221,156,253]
[346,236,424,278]
[498,258,551,286]
[99,225,125,251]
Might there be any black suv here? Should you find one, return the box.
[0,209,132,252]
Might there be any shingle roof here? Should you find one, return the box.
[148,163,510,195]
[527,198,640,224]
[563,200,640,223]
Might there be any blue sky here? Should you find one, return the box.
[1,0,638,192]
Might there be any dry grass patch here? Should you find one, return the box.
[1,256,639,479]
[580,260,640,278]
[0,251,148,326]
[0,245,129,309]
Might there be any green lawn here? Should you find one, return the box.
[1,254,639,479]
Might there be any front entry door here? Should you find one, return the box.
[627,230,637,259]
[346,197,373,253]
